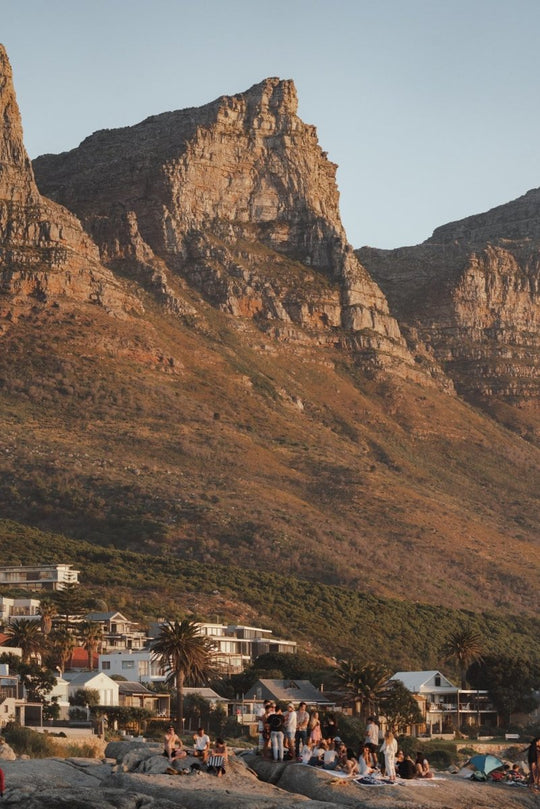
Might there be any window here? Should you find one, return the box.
[102,661,111,670]
[122,660,135,670]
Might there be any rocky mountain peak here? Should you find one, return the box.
[0,44,139,324]
[0,44,40,205]
[34,75,421,378]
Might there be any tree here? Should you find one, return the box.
[0,653,56,702]
[380,679,423,734]
[150,619,216,726]
[335,659,390,719]
[5,619,45,663]
[46,626,76,674]
[78,621,103,670]
[440,627,483,689]
[52,583,85,631]
[38,599,58,636]
[467,655,540,727]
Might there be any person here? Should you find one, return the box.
[380,730,398,782]
[322,740,339,770]
[508,763,526,782]
[0,765,4,798]
[322,713,338,744]
[295,702,310,758]
[309,740,326,766]
[257,701,271,752]
[364,716,380,769]
[396,750,416,780]
[527,737,540,790]
[262,702,274,759]
[283,703,297,759]
[163,725,182,761]
[299,739,313,765]
[415,751,433,778]
[208,737,228,777]
[268,704,285,762]
[358,745,375,777]
[336,741,358,776]
[309,710,322,744]
[192,727,210,763]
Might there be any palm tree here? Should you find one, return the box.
[78,621,103,670]
[441,627,483,735]
[5,618,44,663]
[440,627,483,689]
[38,599,58,636]
[47,627,76,675]
[150,619,215,726]
[336,659,389,719]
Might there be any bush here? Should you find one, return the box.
[427,748,452,769]
[3,724,60,758]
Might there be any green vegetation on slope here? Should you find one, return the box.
[1,519,538,673]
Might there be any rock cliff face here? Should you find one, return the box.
[358,192,540,417]
[33,78,415,374]
[0,45,138,326]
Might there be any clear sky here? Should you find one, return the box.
[2,0,540,248]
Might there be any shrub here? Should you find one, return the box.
[3,724,60,758]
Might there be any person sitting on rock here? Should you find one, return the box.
[415,751,433,778]
[396,750,416,780]
[192,727,211,763]
[208,737,228,777]
[164,726,182,761]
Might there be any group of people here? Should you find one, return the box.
[257,700,340,763]
[163,725,229,776]
[256,705,433,781]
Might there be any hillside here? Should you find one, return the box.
[2,520,539,669]
[0,44,538,623]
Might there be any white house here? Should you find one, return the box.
[99,650,167,684]
[0,596,41,624]
[390,670,498,734]
[64,671,119,706]
[0,564,79,591]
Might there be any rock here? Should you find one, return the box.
[33,77,418,380]
[358,191,540,416]
[0,45,141,327]
[0,740,16,760]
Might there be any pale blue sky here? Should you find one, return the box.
[2,0,540,248]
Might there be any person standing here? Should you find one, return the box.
[0,765,4,798]
[364,716,380,769]
[380,730,398,782]
[295,701,310,758]
[283,703,297,759]
[268,704,285,762]
[309,710,322,744]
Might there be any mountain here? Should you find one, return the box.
[0,44,538,625]
[357,193,540,440]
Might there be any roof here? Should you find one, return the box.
[182,687,228,702]
[85,611,129,623]
[245,679,332,705]
[118,681,154,696]
[67,647,99,669]
[390,671,457,692]
[64,671,118,686]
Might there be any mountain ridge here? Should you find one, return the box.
[0,44,537,621]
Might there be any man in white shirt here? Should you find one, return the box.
[295,702,310,759]
[193,727,210,763]
[283,703,297,758]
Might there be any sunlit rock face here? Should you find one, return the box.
[33,77,419,376]
[358,191,540,410]
[0,45,139,326]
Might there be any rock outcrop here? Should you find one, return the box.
[0,45,140,328]
[33,78,417,376]
[358,191,540,417]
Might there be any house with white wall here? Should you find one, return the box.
[63,671,119,706]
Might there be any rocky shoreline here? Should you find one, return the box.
[0,741,538,808]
